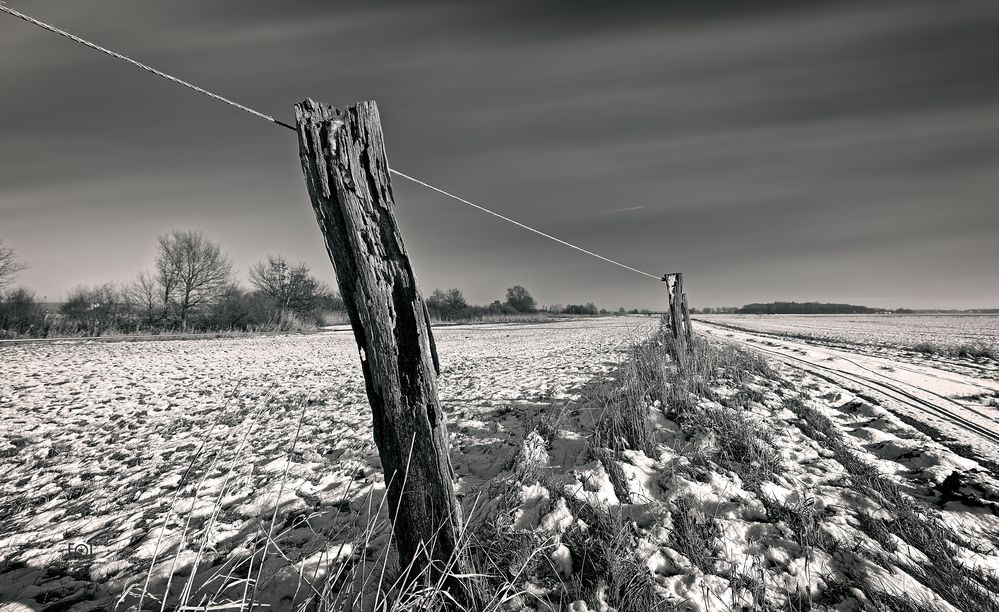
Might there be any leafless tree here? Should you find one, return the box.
[249,255,322,320]
[0,239,27,291]
[155,230,234,329]
[61,283,131,336]
[129,271,160,327]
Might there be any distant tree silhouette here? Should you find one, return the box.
[129,271,159,328]
[505,285,535,312]
[154,230,234,329]
[250,255,328,321]
[563,302,598,315]
[207,285,277,330]
[61,283,130,335]
[426,288,469,320]
[0,287,44,336]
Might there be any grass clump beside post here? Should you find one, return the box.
[583,331,791,603]
[591,328,775,464]
[558,498,668,611]
[591,373,655,456]
[655,332,783,491]
[667,495,721,575]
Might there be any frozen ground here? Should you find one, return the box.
[475,324,999,611]
[0,317,656,610]
[695,317,999,465]
[3,314,999,611]
[697,314,999,356]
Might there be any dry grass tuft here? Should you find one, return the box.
[910,341,997,361]
[559,498,668,611]
[785,396,999,612]
[667,495,721,575]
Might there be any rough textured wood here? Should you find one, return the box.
[663,272,691,362]
[294,99,470,596]
[661,275,674,333]
[665,274,685,343]
[681,292,694,346]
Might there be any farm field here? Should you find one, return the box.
[0,317,656,610]
[696,315,999,462]
[2,315,999,611]
[695,314,999,355]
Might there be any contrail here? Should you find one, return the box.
[590,205,645,217]
[563,205,645,220]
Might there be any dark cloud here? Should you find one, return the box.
[1,0,997,309]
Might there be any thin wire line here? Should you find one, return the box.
[388,169,661,280]
[0,4,297,131]
[2,4,661,281]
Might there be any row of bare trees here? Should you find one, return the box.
[0,232,344,337]
[424,285,606,321]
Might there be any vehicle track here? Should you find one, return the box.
[699,319,999,402]
[695,317,999,379]
[883,361,998,394]
[826,351,999,422]
[743,339,999,448]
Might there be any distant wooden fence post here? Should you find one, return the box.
[662,272,693,352]
[294,99,472,600]
[663,273,684,343]
[660,277,672,332]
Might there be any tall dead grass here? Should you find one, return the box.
[910,340,997,361]
[786,396,999,612]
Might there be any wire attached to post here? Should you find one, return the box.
[1,4,662,281]
[388,169,661,280]
[0,4,297,131]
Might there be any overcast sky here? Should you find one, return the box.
[2,0,998,310]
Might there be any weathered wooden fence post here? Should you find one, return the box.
[663,272,694,355]
[294,99,472,601]
[662,273,684,343]
[660,276,673,332]
[681,292,694,346]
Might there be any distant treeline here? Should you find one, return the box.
[731,302,999,315]
[737,302,879,315]
[0,232,347,338]
[424,286,610,322]
[0,234,619,338]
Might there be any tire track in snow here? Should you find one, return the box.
[699,323,999,451]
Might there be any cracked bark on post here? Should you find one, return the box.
[663,273,684,340]
[681,292,694,346]
[671,273,686,349]
[294,99,472,602]
[663,272,689,363]
[661,275,673,333]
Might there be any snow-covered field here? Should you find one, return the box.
[462,321,999,611]
[3,314,999,611]
[696,314,999,353]
[696,320,999,457]
[0,318,656,610]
